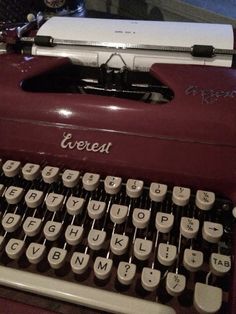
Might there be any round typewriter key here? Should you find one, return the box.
[194,283,222,314]
[2,213,21,232]
[70,252,90,274]
[87,200,106,220]
[155,212,174,233]
[132,208,150,229]
[172,186,191,207]
[2,160,21,177]
[210,253,231,276]
[62,169,80,188]
[202,221,223,243]
[183,249,203,272]
[26,243,46,264]
[46,193,64,212]
[157,243,177,266]
[82,173,100,191]
[25,189,44,208]
[134,238,152,261]
[110,234,129,256]
[66,196,85,215]
[110,204,128,224]
[126,179,143,198]
[195,190,215,210]
[23,217,42,237]
[141,268,161,291]
[22,163,40,181]
[5,186,24,205]
[94,257,113,280]
[104,176,122,195]
[42,166,59,184]
[48,247,67,269]
[88,229,106,251]
[65,225,84,245]
[149,183,167,202]
[5,238,25,260]
[117,262,136,285]
[166,273,186,297]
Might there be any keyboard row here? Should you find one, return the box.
[1,159,216,209]
[0,159,233,314]
[2,234,231,278]
[0,198,225,244]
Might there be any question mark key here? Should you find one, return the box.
[117,262,136,285]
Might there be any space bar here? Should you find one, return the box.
[0,266,175,314]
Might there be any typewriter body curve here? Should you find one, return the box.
[0,17,236,314]
[0,53,235,202]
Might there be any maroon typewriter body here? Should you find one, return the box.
[0,51,235,312]
[0,55,235,200]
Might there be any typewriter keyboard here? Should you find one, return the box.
[0,159,234,314]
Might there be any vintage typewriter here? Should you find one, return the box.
[0,14,235,314]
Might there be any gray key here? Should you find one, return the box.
[26,242,46,264]
[82,173,100,191]
[5,238,24,259]
[194,283,222,314]
[94,257,113,280]
[88,229,106,250]
[134,238,152,261]
[183,249,203,272]
[66,196,85,215]
[48,247,67,269]
[141,267,161,291]
[158,243,177,266]
[42,166,59,184]
[149,183,167,202]
[210,253,231,276]
[166,272,186,297]
[43,221,62,241]
[104,176,122,195]
[110,233,129,255]
[132,208,150,229]
[23,217,42,237]
[70,252,90,274]
[117,262,136,285]
[126,179,143,198]
[25,189,44,208]
[2,213,21,232]
[62,169,80,188]
[2,160,21,177]
[110,204,128,224]
[87,200,106,220]
[46,193,64,212]
[202,221,223,243]
[22,163,40,181]
[65,225,83,245]
[5,186,24,205]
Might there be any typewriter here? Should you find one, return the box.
[0,14,235,314]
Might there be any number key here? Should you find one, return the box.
[196,190,215,210]
[2,160,21,177]
[22,163,40,181]
[126,179,143,198]
[172,186,191,206]
[149,182,167,202]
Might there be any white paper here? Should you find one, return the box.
[34,17,234,69]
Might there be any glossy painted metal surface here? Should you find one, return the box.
[0,45,236,314]
[0,54,235,202]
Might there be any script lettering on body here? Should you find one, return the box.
[60,133,112,154]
